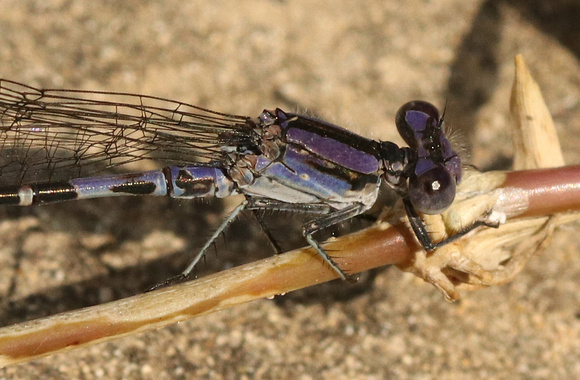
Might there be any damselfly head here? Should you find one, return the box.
[396,100,462,214]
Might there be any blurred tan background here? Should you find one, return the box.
[0,1,579,378]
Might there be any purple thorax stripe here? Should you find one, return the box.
[284,120,379,175]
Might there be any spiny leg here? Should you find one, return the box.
[182,199,250,276]
[246,197,332,214]
[246,197,332,254]
[402,197,500,251]
[247,198,366,280]
[302,204,367,281]
[251,208,283,254]
[148,199,249,291]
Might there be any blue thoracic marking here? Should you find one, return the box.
[0,78,468,281]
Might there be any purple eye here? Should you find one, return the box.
[395,101,441,149]
[408,165,456,215]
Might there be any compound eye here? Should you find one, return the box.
[395,101,440,148]
[408,166,455,215]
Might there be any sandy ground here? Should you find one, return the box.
[0,0,579,378]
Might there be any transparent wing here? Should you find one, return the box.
[0,79,255,184]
